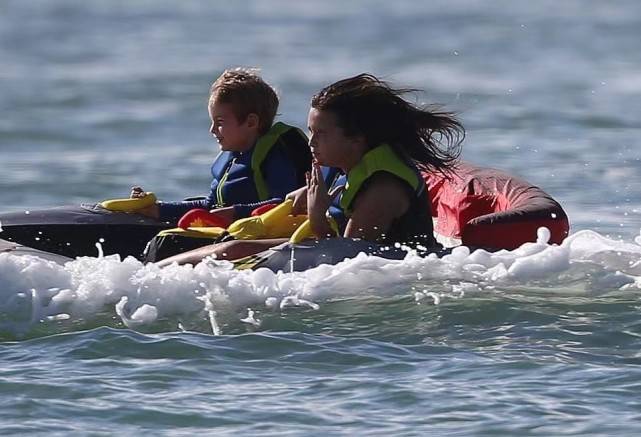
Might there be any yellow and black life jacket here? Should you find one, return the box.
[336,144,436,248]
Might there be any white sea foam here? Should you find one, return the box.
[240,308,261,327]
[1,229,640,336]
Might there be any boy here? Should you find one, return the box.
[131,68,311,224]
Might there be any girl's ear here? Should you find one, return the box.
[350,133,367,153]
[246,113,260,129]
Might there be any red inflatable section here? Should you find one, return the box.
[250,203,279,216]
[422,162,569,250]
[177,209,232,229]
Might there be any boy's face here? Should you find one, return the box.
[208,100,259,152]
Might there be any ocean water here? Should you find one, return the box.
[1,0,641,434]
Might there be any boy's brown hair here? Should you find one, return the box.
[209,68,279,134]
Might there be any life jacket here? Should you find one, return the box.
[210,122,311,206]
[336,144,436,247]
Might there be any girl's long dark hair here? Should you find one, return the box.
[311,73,464,173]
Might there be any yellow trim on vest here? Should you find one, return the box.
[339,144,419,214]
[226,199,306,240]
[215,157,236,206]
[251,122,295,200]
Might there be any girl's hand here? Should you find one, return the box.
[306,162,344,238]
[306,163,331,221]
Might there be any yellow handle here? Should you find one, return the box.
[289,219,313,243]
[227,215,266,240]
[227,198,340,243]
[157,226,227,239]
[227,199,311,240]
[100,192,157,212]
[260,199,294,222]
[148,199,338,243]
[289,216,339,243]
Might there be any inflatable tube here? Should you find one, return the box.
[423,162,570,250]
[231,238,450,273]
[0,204,172,259]
[177,209,231,229]
[0,238,72,264]
[0,162,570,266]
[145,163,570,264]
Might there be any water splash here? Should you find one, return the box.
[240,308,261,327]
[1,229,640,337]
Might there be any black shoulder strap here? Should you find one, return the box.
[271,127,313,186]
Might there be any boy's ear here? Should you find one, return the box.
[245,113,259,130]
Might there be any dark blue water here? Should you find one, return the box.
[1,0,641,434]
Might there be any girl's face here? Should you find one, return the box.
[307,108,364,170]
[208,100,259,152]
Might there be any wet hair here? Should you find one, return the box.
[209,68,279,134]
[311,73,464,173]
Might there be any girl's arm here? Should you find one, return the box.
[343,173,410,241]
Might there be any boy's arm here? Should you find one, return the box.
[231,197,283,219]
[157,198,211,223]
